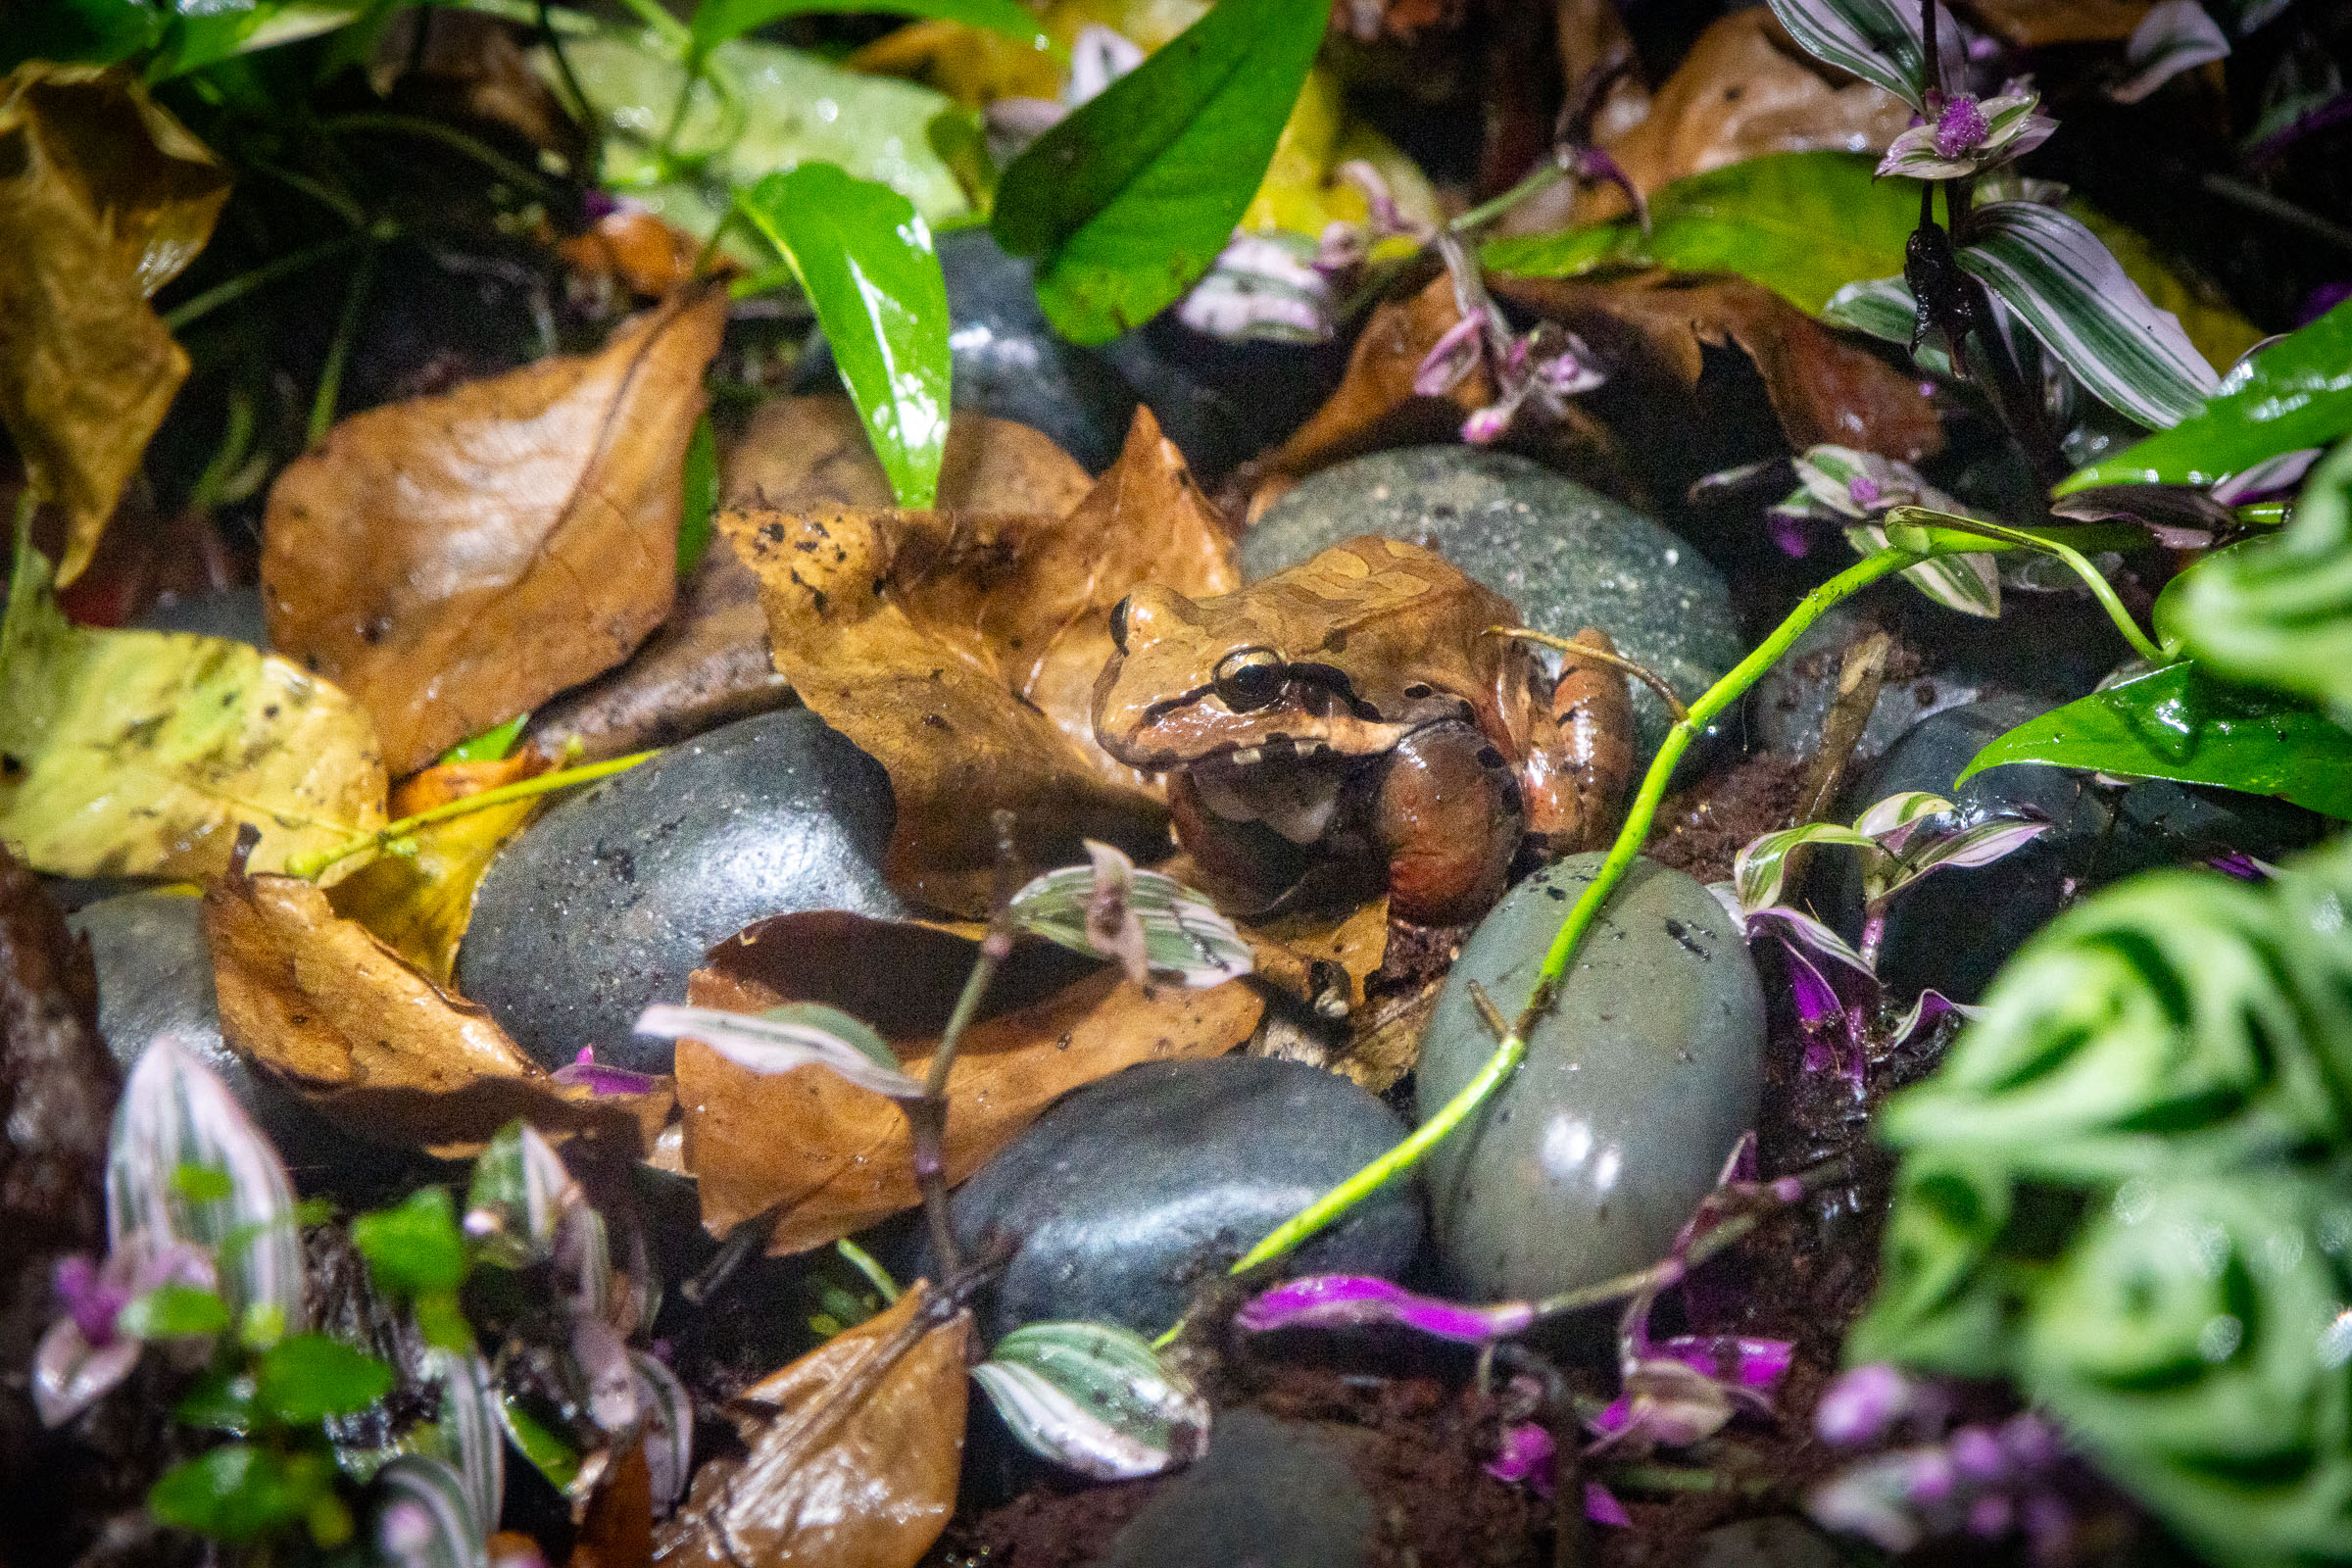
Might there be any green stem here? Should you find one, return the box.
[610,0,693,49]
[163,225,392,332]
[1885,507,2167,664]
[318,113,554,198]
[308,244,379,445]
[1225,550,1926,1278]
[835,1237,903,1304]
[284,752,655,880]
[1448,158,1570,235]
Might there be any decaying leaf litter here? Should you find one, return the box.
[4,1,2352,1566]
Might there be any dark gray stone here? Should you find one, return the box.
[131,586,269,649]
[1245,447,1742,758]
[1687,1517,1849,1568]
[1418,853,1766,1301]
[456,709,905,1073]
[1836,695,2327,1004]
[931,1056,1423,1341]
[1096,1409,1376,1568]
[67,892,349,1179]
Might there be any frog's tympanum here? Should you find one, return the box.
[1092,536,1634,926]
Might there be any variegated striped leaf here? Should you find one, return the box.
[629,1350,695,1513]
[1762,0,1957,110]
[370,1453,488,1568]
[632,1003,921,1099]
[1848,524,2003,618]
[1820,275,1956,376]
[1956,202,2217,430]
[2112,0,2230,104]
[972,1321,1210,1480]
[107,1035,306,1337]
[464,1122,579,1269]
[1876,816,2053,903]
[1852,791,1958,847]
[420,1348,505,1537]
[1008,846,1252,987]
[1734,822,1881,915]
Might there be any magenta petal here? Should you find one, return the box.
[553,1048,661,1098]
[1782,942,1844,1029]
[1235,1276,1537,1343]
[1412,314,1485,398]
[1484,1421,1555,1494]
[1651,1334,1793,1393]
[1585,1482,1633,1528]
[1816,1364,1913,1447]
[1766,510,1815,559]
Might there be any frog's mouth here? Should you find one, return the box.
[1188,744,1356,846]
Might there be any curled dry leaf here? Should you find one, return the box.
[658,1282,971,1568]
[719,407,1235,913]
[0,65,229,584]
[1259,273,1497,478]
[1493,270,1943,463]
[722,395,1095,518]
[677,909,1262,1252]
[325,748,557,987]
[1,525,387,881]
[206,839,662,1157]
[263,286,730,775]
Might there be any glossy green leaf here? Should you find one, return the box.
[149,1444,336,1543]
[2060,298,2352,493]
[736,163,951,507]
[353,1187,470,1298]
[436,712,528,767]
[498,1394,582,1494]
[676,413,718,576]
[120,1283,231,1341]
[175,1369,260,1434]
[259,1334,394,1425]
[1482,153,1918,318]
[1959,662,2352,820]
[2171,439,2352,716]
[688,0,1053,65]
[992,0,1329,344]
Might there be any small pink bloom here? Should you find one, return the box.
[1934,94,1991,158]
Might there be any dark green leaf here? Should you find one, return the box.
[499,1394,582,1493]
[736,164,952,507]
[119,1283,231,1341]
[2170,439,2352,715]
[352,1186,470,1298]
[2060,298,2352,492]
[991,0,1328,344]
[678,413,718,576]
[0,0,159,73]
[688,0,1054,66]
[257,1334,394,1426]
[1958,662,2352,820]
[174,1369,259,1434]
[1482,153,1917,318]
[437,712,529,766]
[415,1291,473,1355]
[148,1444,334,1543]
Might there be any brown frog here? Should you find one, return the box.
[1092,535,1635,926]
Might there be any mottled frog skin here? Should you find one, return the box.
[1092,536,1632,925]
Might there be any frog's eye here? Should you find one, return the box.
[1107,596,1131,654]
[1214,647,1284,710]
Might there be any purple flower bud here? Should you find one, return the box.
[1235,1275,1538,1343]
[1949,1424,2007,1482]
[1766,511,1814,559]
[1904,1446,1956,1504]
[1934,94,1990,158]
[53,1255,125,1348]
[2000,1413,2059,1468]
[1585,1482,1632,1527]
[1847,474,1884,510]
[1461,403,1515,446]
[1484,1421,1555,1492]
[1816,1364,1914,1446]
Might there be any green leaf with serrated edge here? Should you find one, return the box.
[736,164,951,507]
[1761,0,1949,110]
[259,1334,394,1425]
[973,1322,1209,1480]
[677,414,718,576]
[687,0,1054,65]
[1484,153,1919,318]
[2172,439,2352,716]
[149,1444,336,1544]
[353,1187,470,1298]
[992,0,1328,344]
[1959,662,2352,821]
[120,1283,230,1341]
[2060,299,2352,493]
[1955,201,2216,430]
[1731,822,1880,913]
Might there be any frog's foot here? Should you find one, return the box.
[1370,719,1525,926]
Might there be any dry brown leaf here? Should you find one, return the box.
[657,1282,971,1568]
[1951,0,2149,47]
[723,394,1094,517]
[1556,0,1652,145]
[206,837,662,1157]
[0,65,229,584]
[1494,270,1944,463]
[570,1441,654,1568]
[263,286,729,775]
[678,908,1261,1251]
[719,407,1234,912]
[1257,273,1495,479]
[326,748,556,985]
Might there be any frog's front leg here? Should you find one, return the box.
[1520,626,1635,855]
[1369,720,1525,926]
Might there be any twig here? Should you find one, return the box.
[308,243,379,444]
[682,1200,783,1304]
[1488,626,1690,723]
[1785,630,1892,891]
[282,751,655,880]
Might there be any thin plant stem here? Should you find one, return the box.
[318,113,555,198]
[610,0,692,48]
[1885,507,2168,664]
[540,0,601,180]
[309,244,379,445]
[835,1237,903,1304]
[1226,550,1926,1277]
[283,752,656,880]
[1487,626,1690,722]
[2200,173,2352,257]
[163,225,392,332]
[1449,157,1571,235]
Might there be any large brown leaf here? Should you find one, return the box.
[679,909,1262,1252]
[656,1282,971,1568]
[1257,273,1495,481]
[1493,270,1944,462]
[718,408,1234,912]
[207,838,662,1157]
[0,65,229,584]
[263,287,729,775]
[723,394,1093,516]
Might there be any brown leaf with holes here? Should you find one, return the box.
[724,394,1094,516]
[0,65,229,584]
[658,1282,970,1568]
[262,286,728,775]
[1493,270,1943,462]
[678,909,1260,1251]
[720,407,1234,913]
[206,844,663,1157]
